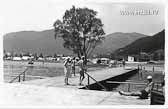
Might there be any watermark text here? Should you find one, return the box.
[120,9,159,16]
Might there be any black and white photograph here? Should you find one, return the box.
[0,0,166,107]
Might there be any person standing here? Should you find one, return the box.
[64,57,71,85]
[71,57,76,77]
[122,58,125,68]
[78,56,85,85]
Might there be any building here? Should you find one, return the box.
[45,56,56,61]
[38,57,45,61]
[100,58,110,64]
[128,56,134,62]
[22,56,31,60]
[91,58,99,64]
[13,57,22,61]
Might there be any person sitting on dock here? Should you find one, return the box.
[64,57,71,85]
[78,56,86,85]
[119,75,154,99]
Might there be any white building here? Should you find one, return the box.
[13,57,22,61]
[38,57,44,61]
[91,58,98,64]
[46,57,56,61]
[6,52,11,56]
[109,60,117,64]
[56,57,61,61]
[100,58,110,64]
[6,57,12,60]
[128,56,134,62]
[22,56,31,60]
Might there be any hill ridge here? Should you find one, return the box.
[4,29,147,56]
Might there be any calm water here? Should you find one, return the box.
[3,60,107,82]
[4,60,64,82]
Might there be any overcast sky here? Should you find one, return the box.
[1,0,165,35]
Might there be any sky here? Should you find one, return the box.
[1,0,165,36]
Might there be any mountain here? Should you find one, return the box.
[3,30,72,56]
[115,30,165,55]
[3,29,147,56]
[94,32,147,54]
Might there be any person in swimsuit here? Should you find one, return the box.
[64,57,71,85]
[78,56,85,85]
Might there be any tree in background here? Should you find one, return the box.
[33,53,38,60]
[39,53,44,58]
[14,53,19,57]
[53,6,105,63]
[3,50,7,59]
[19,53,23,58]
[54,53,57,58]
[24,52,30,56]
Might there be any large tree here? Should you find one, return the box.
[53,6,105,60]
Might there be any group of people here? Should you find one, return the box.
[63,56,86,85]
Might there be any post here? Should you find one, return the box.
[18,75,20,82]
[85,71,107,91]
[138,67,140,80]
[139,70,142,80]
[128,83,130,92]
[87,75,90,89]
[153,66,155,73]
[23,72,25,81]
[156,84,158,90]
[12,64,13,74]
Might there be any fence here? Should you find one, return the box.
[106,80,146,92]
[150,82,165,105]
[84,71,107,91]
[9,67,29,83]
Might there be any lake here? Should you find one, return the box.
[3,60,108,82]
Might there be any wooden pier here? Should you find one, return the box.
[22,67,137,89]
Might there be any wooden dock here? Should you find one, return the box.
[22,67,136,89]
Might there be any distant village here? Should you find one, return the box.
[3,49,164,65]
[3,51,65,62]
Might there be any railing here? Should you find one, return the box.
[84,71,107,91]
[9,67,29,83]
[107,80,164,92]
[9,66,54,83]
[152,82,163,91]
[106,81,146,92]
[150,82,165,105]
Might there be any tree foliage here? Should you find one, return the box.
[39,53,43,58]
[53,6,105,58]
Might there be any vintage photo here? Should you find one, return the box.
[1,0,165,106]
